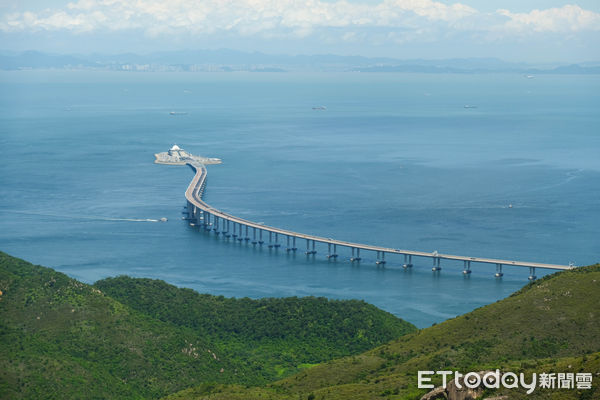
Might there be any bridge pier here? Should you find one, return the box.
[286,236,298,252]
[232,222,238,238]
[326,243,338,259]
[268,231,273,248]
[186,201,193,219]
[258,230,264,245]
[495,263,503,277]
[224,220,231,238]
[375,251,386,265]
[204,212,211,230]
[350,247,361,262]
[273,233,281,248]
[291,237,297,251]
[403,254,413,268]
[244,225,250,241]
[463,260,472,274]
[528,267,537,281]
[214,216,220,235]
[432,257,442,271]
[305,239,316,255]
[237,223,243,241]
[251,227,257,244]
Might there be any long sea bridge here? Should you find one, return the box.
[181,161,575,280]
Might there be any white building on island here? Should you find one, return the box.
[155,145,222,165]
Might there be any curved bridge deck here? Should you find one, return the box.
[183,162,574,278]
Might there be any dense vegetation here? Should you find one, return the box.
[167,264,600,400]
[96,276,414,364]
[0,251,415,399]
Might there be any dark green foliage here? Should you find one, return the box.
[96,276,415,361]
[0,251,415,399]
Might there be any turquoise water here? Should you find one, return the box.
[1,70,598,328]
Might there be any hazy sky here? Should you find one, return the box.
[0,0,598,62]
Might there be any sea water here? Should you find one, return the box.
[1,70,598,328]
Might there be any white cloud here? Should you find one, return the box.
[0,0,598,42]
[496,5,600,33]
[0,0,477,34]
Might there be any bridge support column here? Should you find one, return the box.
[214,217,220,235]
[244,225,250,241]
[268,232,273,248]
[186,201,193,219]
[376,251,386,265]
[285,236,296,252]
[350,247,360,262]
[251,227,257,244]
[495,263,503,278]
[528,267,537,281]
[291,237,297,251]
[403,254,413,268]
[432,257,442,271]
[327,243,338,259]
[232,222,238,238]
[463,260,471,275]
[258,230,264,245]
[224,220,231,238]
[202,212,208,230]
[237,224,243,241]
[273,233,280,248]
[305,239,316,255]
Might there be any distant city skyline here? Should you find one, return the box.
[0,0,599,63]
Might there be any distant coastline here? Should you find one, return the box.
[2,50,599,74]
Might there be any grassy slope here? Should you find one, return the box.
[0,252,415,399]
[166,264,600,400]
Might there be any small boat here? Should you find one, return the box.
[170,111,188,115]
[312,106,327,110]
[464,105,477,109]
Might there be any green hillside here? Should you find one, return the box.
[0,252,415,399]
[167,264,600,400]
[95,276,415,368]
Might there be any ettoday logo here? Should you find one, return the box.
[418,370,593,394]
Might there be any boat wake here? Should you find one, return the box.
[4,210,164,223]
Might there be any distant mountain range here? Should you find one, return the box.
[1,49,599,74]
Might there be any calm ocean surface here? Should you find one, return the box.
[1,70,598,328]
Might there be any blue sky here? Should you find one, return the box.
[0,1,598,62]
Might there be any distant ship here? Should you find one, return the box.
[169,111,188,115]
[525,75,535,79]
[464,105,477,109]
[312,106,327,110]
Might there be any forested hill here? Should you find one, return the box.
[0,251,415,399]
[96,276,413,355]
[166,264,600,400]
